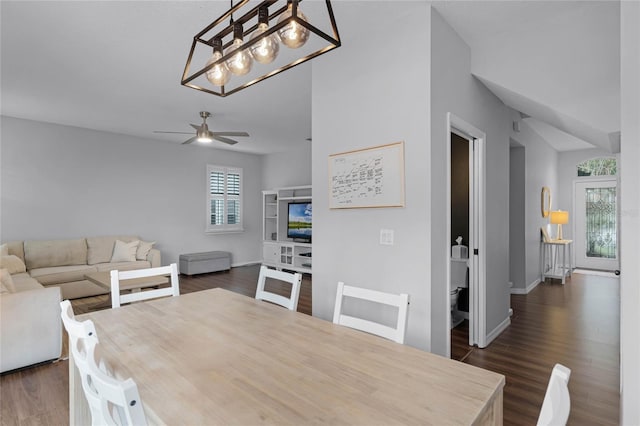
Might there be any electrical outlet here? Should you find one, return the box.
[380,229,394,245]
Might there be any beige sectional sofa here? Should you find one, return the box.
[0,270,62,373]
[4,235,160,299]
[0,235,161,373]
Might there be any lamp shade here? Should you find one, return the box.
[550,210,569,225]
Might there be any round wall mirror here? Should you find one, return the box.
[541,186,552,218]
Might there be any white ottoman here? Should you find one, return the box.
[179,251,231,275]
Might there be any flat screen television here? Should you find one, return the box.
[287,202,312,242]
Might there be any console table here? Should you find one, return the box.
[541,239,573,284]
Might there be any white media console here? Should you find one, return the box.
[262,186,312,274]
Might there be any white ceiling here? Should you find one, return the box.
[0,1,313,155]
[433,0,620,153]
[1,1,619,154]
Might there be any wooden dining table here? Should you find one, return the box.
[70,288,504,425]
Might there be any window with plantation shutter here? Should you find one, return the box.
[206,165,243,233]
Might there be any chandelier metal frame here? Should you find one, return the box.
[181,0,341,97]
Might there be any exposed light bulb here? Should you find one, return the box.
[277,2,310,49]
[249,6,279,64]
[205,52,230,87]
[205,38,230,87]
[226,23,253,76]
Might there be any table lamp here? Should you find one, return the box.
[550,210,569,240]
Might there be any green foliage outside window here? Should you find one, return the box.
[577,158,617,176]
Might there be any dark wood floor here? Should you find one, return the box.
[0,266,619,425]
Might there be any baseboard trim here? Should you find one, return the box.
[231,260,261,268]
[484,316,511,347]
[510,278,541,295]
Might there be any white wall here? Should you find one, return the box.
[470,2,619,149]
[510,116,559,291]
[312,2,432,350]
[620,1,640,423]
[0,116,263,266]
[430,9,512,354]
[557,147,618,242]
[261,144,311,190]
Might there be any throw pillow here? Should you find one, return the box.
[0,255,27,275]
[0,243,8,256]
[136,241,155,261]
[110,240,140,263]
[0,268,16,293]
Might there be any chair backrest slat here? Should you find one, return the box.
[255,265,302,311]
[333,281,409,344]
[537,363,571,426]
[110,263,180,308]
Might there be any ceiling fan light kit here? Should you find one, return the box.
[154,111,249,145]
[181,0,341,97]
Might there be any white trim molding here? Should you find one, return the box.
[510,278,541,295]
[447,112,488,352]
[485,316,511,347]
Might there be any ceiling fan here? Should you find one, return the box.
[154,111,249,145]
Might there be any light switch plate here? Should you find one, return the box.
[380,229,394,245]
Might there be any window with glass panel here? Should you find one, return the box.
[206,165,243,232]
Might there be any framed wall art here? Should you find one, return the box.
[328,141,405,209]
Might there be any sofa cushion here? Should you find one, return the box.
[29,264,97,285]
[87,236,139,265]
[95,261,151,272]
[136,241,155,260]
[0,255,27,275]
[10,273,44,292]
[1,269,15,293]
[110,240,139,262]
[5,241,25,262]
[24,239,87,270]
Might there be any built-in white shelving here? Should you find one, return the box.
[262,186,312,274]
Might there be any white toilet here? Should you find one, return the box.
[450,258,469,328]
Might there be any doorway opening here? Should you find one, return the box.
[446,113,487,358]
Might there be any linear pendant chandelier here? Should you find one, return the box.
[181,0,341,97]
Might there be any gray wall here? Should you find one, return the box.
[430,9,512,354]
[509,144,526,289]
[451,133,469,247]
[312,2,433,350]
[0,116,263,266]
[510,116,558,291]
[261,144,312,190]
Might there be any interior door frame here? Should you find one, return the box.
[446,113,487,353]
[573,177,620,271]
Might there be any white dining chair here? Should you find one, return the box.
[537,363,572,426]
[60,300,148,426]
[110,263,180,308]
[255,265,302,311]
[83,339,148,426]
[60,300,107,425]
[333,282,410,344]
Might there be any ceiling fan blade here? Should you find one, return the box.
[182,136,198,145]
[190,124,200,130]
[213,135,238,145]
[154,131,194,135]
[213,131,249,137]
